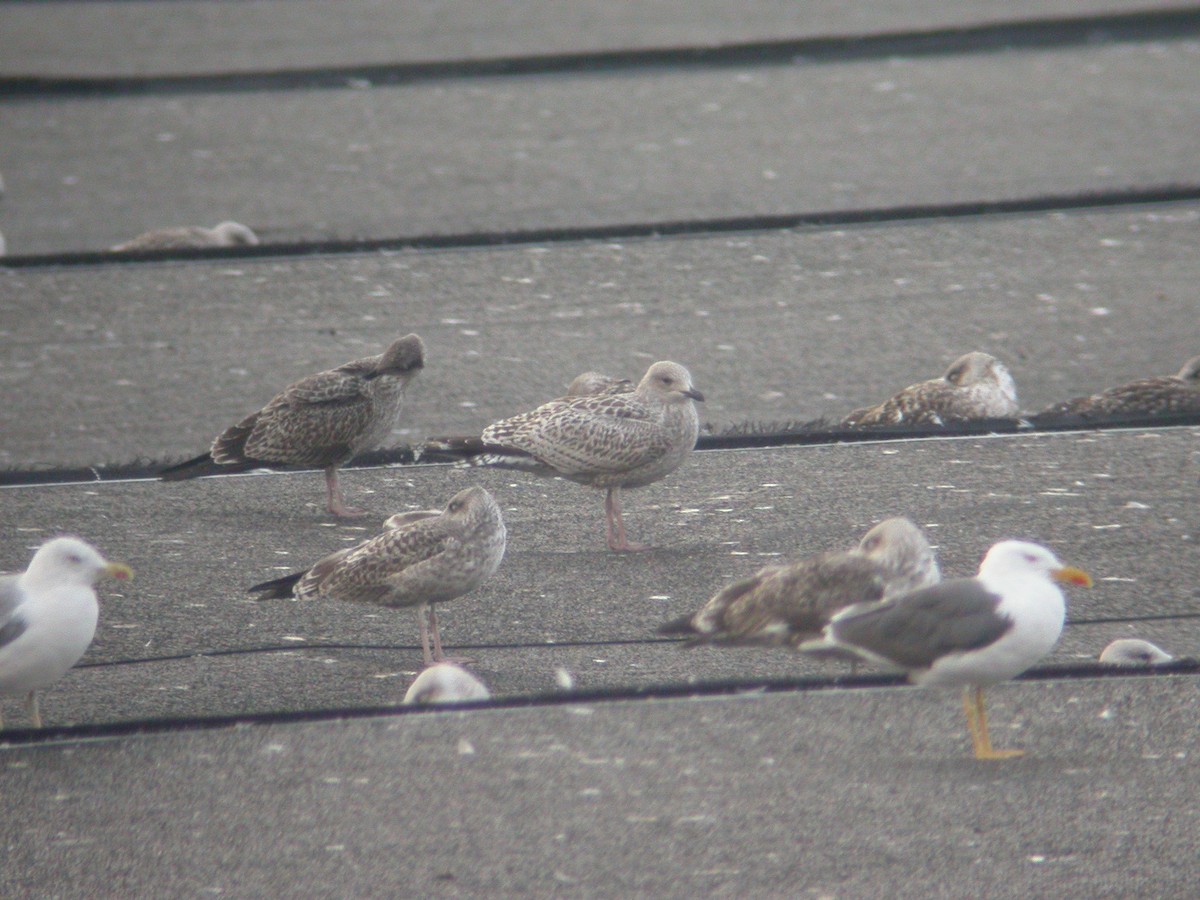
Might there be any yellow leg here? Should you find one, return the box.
[968,686,1024,760]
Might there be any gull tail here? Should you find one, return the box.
[420,436,546,472]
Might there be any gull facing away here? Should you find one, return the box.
[566,371,635,397]
[800,540,1091,760]
[1,537,132,729]
[161,335,425,517]
[1098,638,1173,666]
[1037,355,1200,418]
[659,517,940,649]
[110,221,259,251]
[248,486,506,665]
[403,662,491,705]
[435,360,703,552]
[841,351,1018,427]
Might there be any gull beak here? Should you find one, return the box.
[1052,566,1091,587]
[105,562,134,581]
[683,388,705,402]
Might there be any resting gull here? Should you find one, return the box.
[1037,355,1200,418]
[110,220,259,252]
[161,334,425,517]
[659,517,940,648]
[1098,638,1173,666]
[403,662,491,705]
[248,486,505,665]
[800,540,1091,760]
[1,537,132,729]
[841,351,1018,427]
[437,360,703,551]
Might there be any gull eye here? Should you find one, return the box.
[68,553,84,565]
[448,500,463,513]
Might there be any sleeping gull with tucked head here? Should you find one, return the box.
[1,537,132,729]
[842,351,1018,427]
[1098,638,1173,666]
[248,486,505,666]
[659,517,940,649]
[800,540,1091,760]
[438,360,703,551]
[161,334,425,517]
[403,663,491,705]
[110,220,259,252]
[1038,355,1200,418]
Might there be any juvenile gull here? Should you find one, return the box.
[248,486,505,665]
[800,540,1091,760]
[1098,638,1173,666]
[403,663,491,705]
[841,351,1018,427]
[110,221,259,252]
[439,360,703,551]
[161,334,425,517]
[1,537,132,729]
[659,517,940,648]
[1037,355,1200,418]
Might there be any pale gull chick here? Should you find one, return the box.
[842,351,1018,427]
[1,537,133,729]
[659,517,940,648]
[161,334,425,517]
[441,360,703,551]
[110,221,259,252]
[1038,355,1200,418]
[800,540,1091,760]
[1098,638,1173,666]
[248,486,506,666]
[403,663,491,705]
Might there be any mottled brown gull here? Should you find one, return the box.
[403,662,491,705]
[1099,638,1173,666]
[110,221,259,252]
[659,517,940,648]
[437,360,703,551]
[1038,355,1200,418]
[1,537,132,729]
[800,540,1091,760]
[161,334,425,517]
[841,351,1018,428]
[248,486,505,666]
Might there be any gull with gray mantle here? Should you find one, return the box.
[841,351,1018,427]
[248,486,506,666]
[162,335,425,517]
[800,540,1091,760]
[659,517,940,650]
[1,537,132,729]
[432,361,703,551]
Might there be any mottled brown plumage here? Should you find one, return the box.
[842,351,1018,428]
[659,517,940,648]
[163,335,425,516]
[248,486,505,665]
[566,372,635,398]
[1038,355,1200,418]
[110,221,259,252]
[454,361,704,551]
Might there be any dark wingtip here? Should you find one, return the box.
[247,571,304,599]
[158,452,219,481]
[657,614,700,638]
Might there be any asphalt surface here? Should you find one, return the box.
[2,2,1199,897]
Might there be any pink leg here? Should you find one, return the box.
[605,487,650,552]
[325,466,368,518]
[415,605,435,667]
[427,606,475,665]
